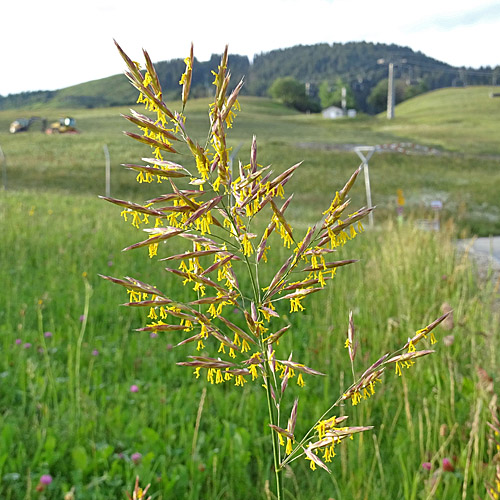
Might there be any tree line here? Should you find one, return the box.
[1,42,498,113]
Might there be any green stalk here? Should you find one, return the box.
[75,278,92,424]
[37,307,59,413]
[264,362,284,500]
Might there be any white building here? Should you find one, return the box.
[322,106,357,119]
[322,106,344,119]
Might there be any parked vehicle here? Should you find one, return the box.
[45,117,78,134]
[9,116,46,133]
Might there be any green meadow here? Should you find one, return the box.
[0,88,499,499]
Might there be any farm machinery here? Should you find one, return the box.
[9,116,46,133]
[45,117,78,134]
[9,116,79,134]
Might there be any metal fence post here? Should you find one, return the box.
[103,144,111,197]
[354,146,376,228]
[0,146,6,190]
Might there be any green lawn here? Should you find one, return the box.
[1,89,499,235]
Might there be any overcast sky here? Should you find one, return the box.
[1,0,499,96]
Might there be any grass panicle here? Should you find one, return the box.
[103,43,459,499]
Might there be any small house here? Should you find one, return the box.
[322,106,344,119]
[322,106,357,119]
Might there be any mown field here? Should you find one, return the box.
[2,88,500,235]
[0,88,499,499]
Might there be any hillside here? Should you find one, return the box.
[1,41,496,113]
[377,86,500,154]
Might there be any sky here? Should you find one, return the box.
[1,0,499,96]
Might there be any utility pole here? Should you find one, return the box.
[387,62,395,120]
[460,68,468,87]
[378,58,406,120]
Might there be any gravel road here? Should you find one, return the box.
[457,236,500,270]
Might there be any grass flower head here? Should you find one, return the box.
[103,41,451,500]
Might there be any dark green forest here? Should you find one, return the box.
[1,41,498,113]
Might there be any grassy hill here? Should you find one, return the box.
[379,86,500,154]
[2,41,493,113]
[53,75,138,108]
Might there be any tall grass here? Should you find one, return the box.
[1,189,498,499]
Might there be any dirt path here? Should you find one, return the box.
[457,237,500,302]
[296,141,500,161]
[457,236,500,269]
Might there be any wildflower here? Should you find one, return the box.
[442,458,454,472]
[36,474,53,492]
[23,343,31,349]
[130,385,139,393]
[79,315,86,322]
[15,339,21,345]
[422,462,432,471]
[131,452,142,464]
[92,349,99,356]
[44,331,53,338]
[40,474,53,485]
